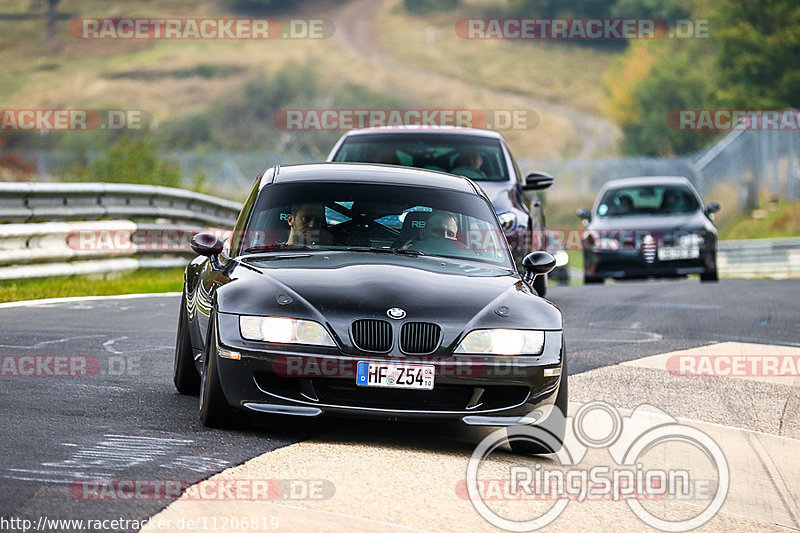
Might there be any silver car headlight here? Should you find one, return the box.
[239,316,335,346]
[497,212,517,233]
[455,329,545,355]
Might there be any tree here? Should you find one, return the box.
[714,0,800,108]
[605,39,716,155]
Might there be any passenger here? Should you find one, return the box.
[660,189,683,212]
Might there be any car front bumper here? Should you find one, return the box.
[584,248,715,280]
[211,313,565,427]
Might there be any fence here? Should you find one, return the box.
[0,182,241,280]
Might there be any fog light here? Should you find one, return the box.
[543,367,561,377]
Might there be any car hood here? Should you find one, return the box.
[475,180,514,212]
[216,252,561,354]
[588,211,715,235]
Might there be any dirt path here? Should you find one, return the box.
[327,0,621,160]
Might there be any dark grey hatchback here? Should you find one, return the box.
[327,127,558,296]
[578,176,720,283]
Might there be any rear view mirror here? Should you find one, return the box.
[705,202,720,215]
[522,251,556,285]
[576,208,591,220]
[523,171,554,191]
[191,231,224,269]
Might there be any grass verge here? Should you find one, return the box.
[0,268,184,304]
[718,200,800,240]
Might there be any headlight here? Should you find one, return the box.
[455,329,545,356]
[497,212,517,232]
[239,316,335,346]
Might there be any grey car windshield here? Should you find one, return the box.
[331,134,509,182]
[239,181,514,267]
[597,185,700,216]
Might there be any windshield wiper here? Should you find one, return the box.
[344,247,425,256]
[243,243,329,254]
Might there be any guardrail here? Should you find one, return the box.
[718,237,800,279]
[0,182,797,281]
[0,182,242,226]
[0,182,242,280]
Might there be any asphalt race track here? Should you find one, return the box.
[1,279,798,531]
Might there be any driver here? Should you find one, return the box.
[286,203,332,245]
[451,148,486,178]
[420,211,458,241]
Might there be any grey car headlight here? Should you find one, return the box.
[455,329,545,355]
[239,316,335,346]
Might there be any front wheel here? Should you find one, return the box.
[199,313,243,428]
[173,289,200,395]
[508,358,568,455]
[584,275,603,285]
[700,267,718,282]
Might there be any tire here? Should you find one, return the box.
[173,289,200,395]
[508,357,568,455]
[199,313,243,428]
[533,273,547,297]
[700,267,718,282]
[584,275,603,284]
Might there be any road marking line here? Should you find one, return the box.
[0,292,180,309]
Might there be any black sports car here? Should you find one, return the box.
[578,176,720,283]
[327,127,560,296]
[174,163,567,454]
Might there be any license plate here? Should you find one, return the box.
[356,361,434,390]
[657,246,700,261]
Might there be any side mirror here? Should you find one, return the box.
[705,202,720,215]
[576,208,591,220]
[522,171,554,191]
[522,251,556,285]
[191,232,223,268]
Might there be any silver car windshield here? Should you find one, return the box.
[332,134,509,182]
[597,185,700,217]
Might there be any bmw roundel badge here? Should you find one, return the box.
[387,307,406,320]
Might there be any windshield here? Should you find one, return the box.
[596,185,700,217]
[331,133,509,182]
[238,181,513,267]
